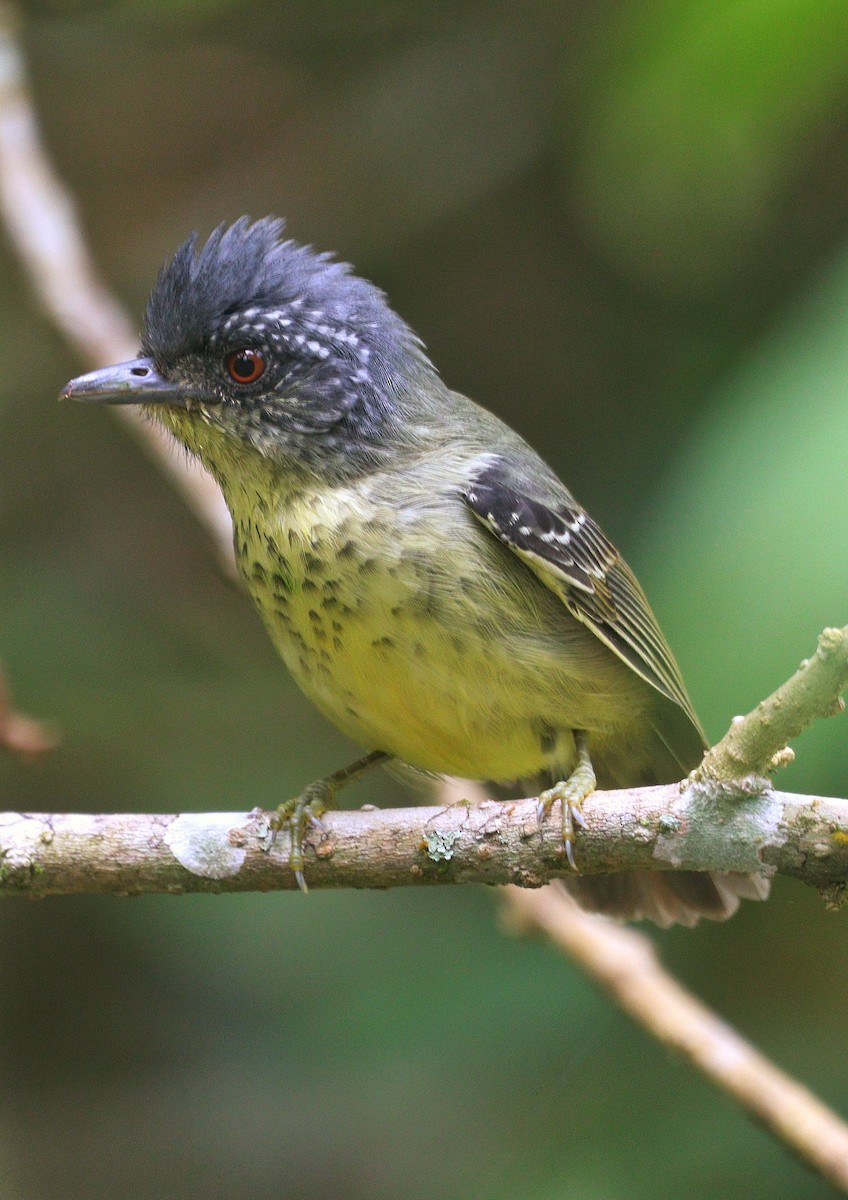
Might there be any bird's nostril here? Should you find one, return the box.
[130,366,150,377]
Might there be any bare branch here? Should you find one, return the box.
[0,4,233,563]
[697,625,848,782]
[0,781,846,897]
[503,885,848,1192]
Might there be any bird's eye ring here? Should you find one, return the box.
[225,348,266,384]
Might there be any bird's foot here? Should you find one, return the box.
[264,750,389,891]
[536,732,594,870]
[269,782,331,893]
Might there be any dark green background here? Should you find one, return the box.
[1,2,847,1197]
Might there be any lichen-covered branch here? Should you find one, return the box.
[696,625,848,782]
[1,781,846,898]
[0,4,233,563]
[503,885,848,1192]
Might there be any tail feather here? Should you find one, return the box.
[560,869,770,929]
[520,700,770,927]
[559,705,771,927]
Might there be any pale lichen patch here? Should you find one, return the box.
[164,813,248,879]
[654,783,785,876]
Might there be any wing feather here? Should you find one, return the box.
[464,460,703,735]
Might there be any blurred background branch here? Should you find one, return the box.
[503,884,848,1193]
[0,2,233,564]
[0,664,56,757]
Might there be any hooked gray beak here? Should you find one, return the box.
[60,357,192,406]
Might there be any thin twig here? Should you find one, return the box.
[0,3,233,564]
[697,625,848,782]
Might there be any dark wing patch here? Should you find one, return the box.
[465,471,618,610]
[464,461,700,727]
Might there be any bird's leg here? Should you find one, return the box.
[268,750,389,892]
[536,730,593,871]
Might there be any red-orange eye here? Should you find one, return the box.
[225,348,266,384]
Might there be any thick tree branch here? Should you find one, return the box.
[0,782,846,897]
[4,627,848,897]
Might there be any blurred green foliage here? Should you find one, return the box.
[646,243,848,797]
[574,0,848,290]
[1,2,847,1198]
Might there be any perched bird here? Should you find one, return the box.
[62,218,767,925]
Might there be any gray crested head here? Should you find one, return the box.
[139,217,441,470]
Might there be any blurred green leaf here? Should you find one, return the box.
[642,239,848,795]
[573,0,848,290]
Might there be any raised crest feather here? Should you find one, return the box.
[140,217,400,367]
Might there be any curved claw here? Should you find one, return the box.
[536,733,596,871]
[565,836,577,872]
[260,752,389,889]
[268,783,332,889]
[538,781,586,871]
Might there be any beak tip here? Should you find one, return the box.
[56,358,185,407]
[58,378,97,403]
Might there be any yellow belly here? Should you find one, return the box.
[231,480,648,784]
[267,590,554,780]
